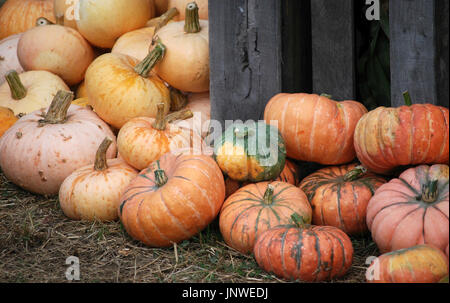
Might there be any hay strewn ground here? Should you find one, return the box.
[0,170,379,283]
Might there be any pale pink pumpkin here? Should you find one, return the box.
[0,33,24,85]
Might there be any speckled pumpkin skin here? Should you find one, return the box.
[214,122,286,182]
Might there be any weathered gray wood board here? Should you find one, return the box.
[390,0,449,107]
[310,0,356,100]
[209,0,311,129]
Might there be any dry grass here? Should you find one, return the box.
[0,170,378,283]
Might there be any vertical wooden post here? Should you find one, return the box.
[311,0,356,100]
[390,0,449,107]
[209,0,311,129]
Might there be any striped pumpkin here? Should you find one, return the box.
[0,0,55,39]
[299,164,386,235]
[354,101,449,175]
[219,181,312,254]
[119,152,225,247]
[264,93,367,165]
[254,216,354,282]
[225,159,300,198]
[366,245,449,283]
[367,164,449,253]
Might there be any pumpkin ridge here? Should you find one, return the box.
[376,109,392,168]
[322,229,347,276]
[135,197,160,246]
[311,231,323,282]
[159,189,192,238]
[431,205,449,220]
[333,102,348,164]
[336,183,346,231]
[398,177,420,196]
[264,229,279,274]
[322,230,336,280]
[279,228,291,279]
[350,183,363,232]
[385,206,423,250]
[308,95,320,160]
[436,106,449,161]
[292,229,304,273]
[228,204,261,244]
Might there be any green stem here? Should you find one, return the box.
[320,93,333,99]
[36,17,54,26]
[152,103,168,130]
[263,184,275,205]
[343,165,367,182]
[290,213,307,229]
[421,180,439,203]
[154,161,168,187]
[165,109,193,124]
[38,90,74,127]
[184,2,201,33]
[94,138,113,171]
[134,42,166,78]
[403,91,413,106]
[5,70,27,100]
[154,7,179,33]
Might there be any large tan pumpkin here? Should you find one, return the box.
[0,0,55,39]
[0,91,117,196]
[0,33,24,85]
[264,93,368,165]
[119,152,225,247]
[367,164,449,254]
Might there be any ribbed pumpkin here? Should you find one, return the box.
[254,215,354,282]
[299,164,386,235]
[0,106,17,137]
[172,92,210,139]
[0,0,55,39]
[168,0,208,20]
[0,91,117,196]
[219,181,312,254]
[0,33,24,85]
[119,152,225,247]
[367,164,449,253]
[214,121,286,183]
[84,43,170,129]
[225,159,300,198]
[59,138,138,222]
[264,93,368,165]
[354,94,449,175]
[117,104,204,171]
[0,70,69,115]
[366,245,449,283]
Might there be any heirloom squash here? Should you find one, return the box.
[367,164,449,253]
[0,106,17,137]
[0,91,117,195]
[299,164,386,235]
[0,33,24,85]
[119,152,225,247]
[264,93,368,165]
[219,181,312,254]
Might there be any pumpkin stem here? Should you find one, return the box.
[403,91,413,106]
[343,165,367,182]
[184,2,201,33]
[36,17,54,26]
[170,87,188,111]
[152,103,168,130]
[154,7,179,33]
[94,138,113,171]
[320,93,333,99]
[55,13,64,25]
[421,180,439,203]
[134,42,166,78]
[263,184,275,205]
[154,161,168,187]
[5,70,27,100]
[165,108,193,124]
[290,213,307,229]
[38,90,74,127]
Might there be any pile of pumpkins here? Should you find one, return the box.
[0,0,449,284]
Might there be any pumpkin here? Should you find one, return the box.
[0,70,69,115]
[153,2,209,93]
[76,0,154,48]
[117,104,204,171]
[112,8,178,62]
[53,0,79,29]
[168,0,208,20]
[76,81,87,99]
[72,97,89,108]
[354,93,449,175]
[366,245,449,283]
[225,159,300,198]
[367,164,449,254]
[59,138,138,221]
[0,90,117,196]
[214,121,286,182]
[0,0,55,39]
[119,151,225,247]
[264,93,368,165]
[253,214,354,282]
[299,164,386,235]
[17,21,94,85]
[0,106,18,137]
[85,43,170,129]
[219,181,312,254]
[0,33,24,85]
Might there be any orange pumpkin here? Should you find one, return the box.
[225,159,300,198]
[264,93,368,165]
[366,245,449,283]
[254,215,354,282]
[219,181,312,254]
[354,95,449,175]
[119,151,225,247]
[168,0,207,20]
[0,106,18,137]
[299,164,386,235]
[367,164,449,254]
[0,0,55,39]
